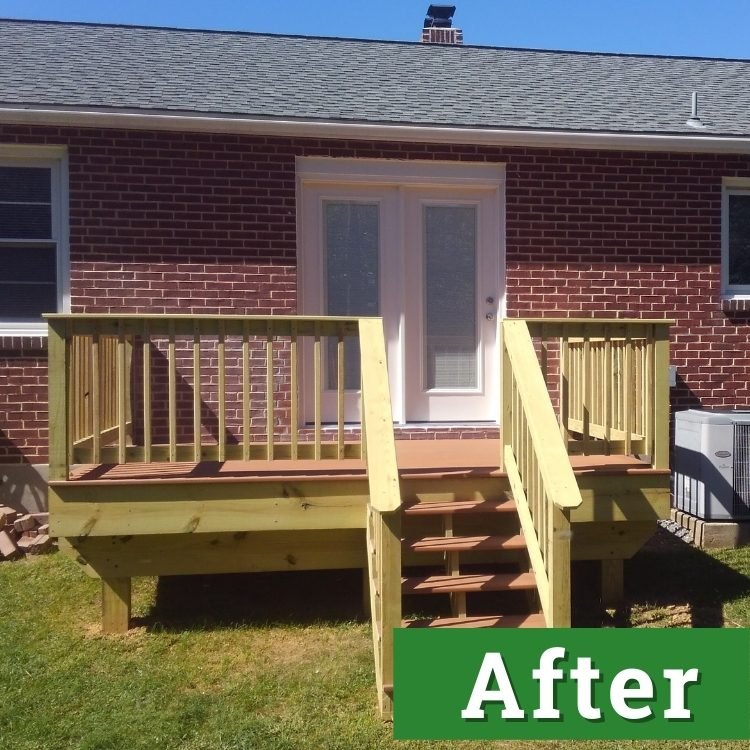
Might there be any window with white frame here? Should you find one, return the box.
[723,183,750,298]
[0,151,67,333]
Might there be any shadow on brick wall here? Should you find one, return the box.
[0,431,48,513]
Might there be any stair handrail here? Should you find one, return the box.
[358,317,401,719]
[502,319,583,627]
[359,318,401,514]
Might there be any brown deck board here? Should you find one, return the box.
[56,438,663,487]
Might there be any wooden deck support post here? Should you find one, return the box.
[380,510,401,719]
[601,558,624,611]
[102,577,131,634]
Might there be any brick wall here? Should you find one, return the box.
[1,124,749,462]
[0,337,48,462]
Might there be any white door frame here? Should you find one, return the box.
[297,157,506,425]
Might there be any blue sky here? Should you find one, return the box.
[1,0,748,58]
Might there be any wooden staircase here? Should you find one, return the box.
[400,494,546,630]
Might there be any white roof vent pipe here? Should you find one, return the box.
[686,91,708,129]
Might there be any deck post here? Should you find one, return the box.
[652,324,671,470]
[102,577,131,634]
[549,507,573,627]
[601,558,625,611]
[376,509,401,721]
[47,318,70,481]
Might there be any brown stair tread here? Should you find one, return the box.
[403,498,515,516]
[402,572,536,595]
[403,613,546,628]
[406,534,526,553]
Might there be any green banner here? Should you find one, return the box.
[394,628,750,740]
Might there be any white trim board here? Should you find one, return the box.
[0,145,70,336]
[3,106,750,154]
[721,177,750,300]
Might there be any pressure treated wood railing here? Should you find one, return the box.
[360,318,401,719]
[47,314,382,479]
[502,319,583,627]
[50,313,402,716]
[69,333,123,447]
[525,319,672,469]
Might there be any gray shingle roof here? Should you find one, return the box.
[0,18,748,137]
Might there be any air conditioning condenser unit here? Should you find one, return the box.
[673,409,750,521]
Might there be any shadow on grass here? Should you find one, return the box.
[572,527,750,628]
[133,527,749,633]
[134,568,368,632]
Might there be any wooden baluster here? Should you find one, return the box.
[91,332,100,464]
[337,328,345,460]
[600,339,606,431]
[124,332,133,444]
[314,322,322,460]
[542,466,549,568]
[168,320,177,463]
[559,336,570,445]
[582,327,591,454]
[71,336,80,444]
[604,330,612,454]
[623,328,633,456]
[634,338,643,438]
[528,434,537,524]
[265,321,274,461]
[218,321,226,463]
[290,322,298,461]
[116,322,127,464]
[193,321,201,463]
[142,321,152,463]
[523,404,531,497]
[516,382,522,464]
[242,321,250,461]
[645,326,655,464]
[652,323,670,470]
[501,336,512,472]
[536,463,544,558]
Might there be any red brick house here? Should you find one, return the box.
[1,15,749,512]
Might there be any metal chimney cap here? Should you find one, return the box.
[424,4,456,28]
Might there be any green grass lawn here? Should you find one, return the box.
[1,529,748,750]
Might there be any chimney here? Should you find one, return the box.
[422,4,463,45]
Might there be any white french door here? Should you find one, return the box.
[298,159,504,425]
[403,189,500,421]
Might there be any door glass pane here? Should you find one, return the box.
[423,205,477,390]
[324,201,379,390]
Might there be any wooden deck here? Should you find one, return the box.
[46,313,673,719]
[51,438,669,566]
